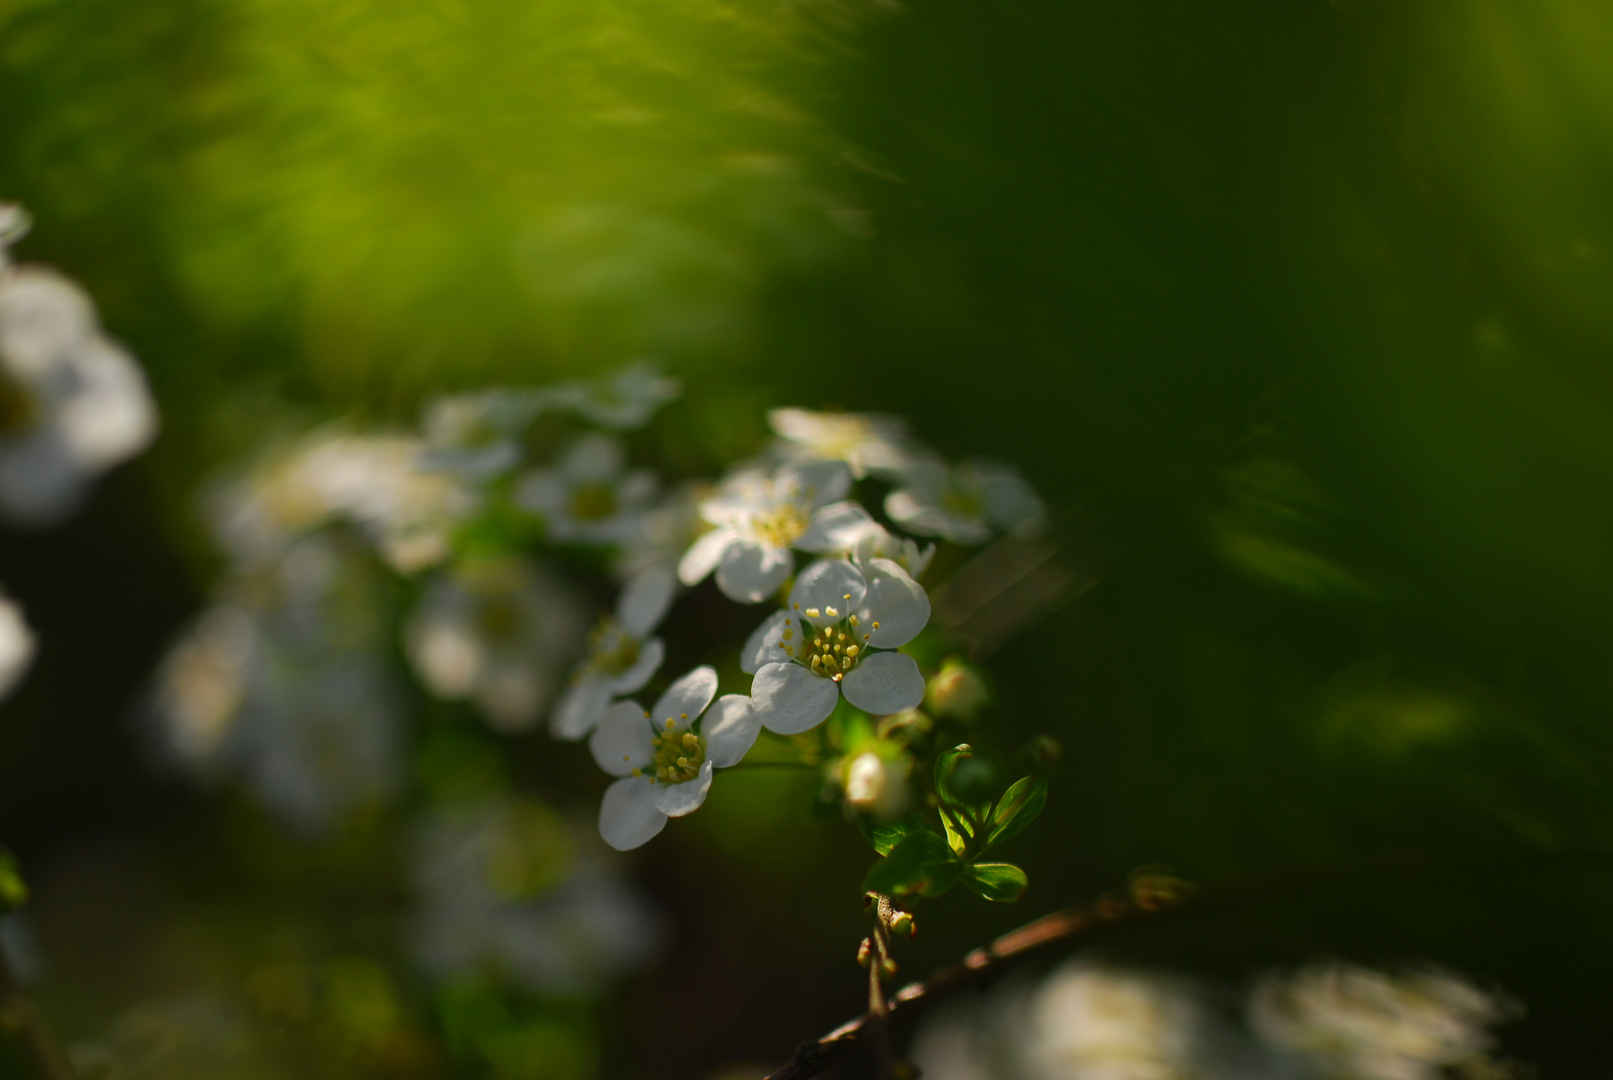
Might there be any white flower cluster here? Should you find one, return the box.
[909,959,1518,1080]
[0,202,159,713]
[0,202,158,527]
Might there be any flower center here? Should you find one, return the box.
[569,482,618,522]
[940,479,985,519]
[811,417,872,457]
[749,502,810,549]
[580,618,640,678]
[638,717,705,784]
[772,600,879,683]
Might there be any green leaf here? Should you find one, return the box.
[863,831,961,898]
[938,804,972,856]
[857,812,930,857]
[0,850,28,912]
[934,743,973,807]
[962,862,1029,902]
[986,776,1048,849]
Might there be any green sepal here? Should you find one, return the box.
[863,831,961,898]
[986,776,1048,850]
[857,812,930,857]
[961,862,1029,902]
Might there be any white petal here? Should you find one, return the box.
[616,568,675,636]
[788,559,867,628]
[606,636,664,695]
[703,694,760,767]
[751,662,840,736]
[677,528,735,586]
[740,610,791,675]
[715,541,793,604]
[784,460,851,506]
[589,700,656,776]
[884,488,991,543]
[652,760,714,817]
[650,665,718,729]
[563,433,627,481]
[795,501,874,552]
[0,595,35,700]
[599,777,667,851]
[859,559,931,648]
[551,676,612,741]
[841,651,926,716]
[57,336,157,468]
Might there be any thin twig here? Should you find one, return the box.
[0,948,75,1080]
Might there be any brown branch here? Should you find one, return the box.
[759,863,1352,1080]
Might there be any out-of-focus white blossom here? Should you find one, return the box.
[846,520,935,579]
[544,360,680,430]
[208,430,476,574]
[588,666,760,850]
[150,535,406,833]
[408,796,661,995]
[0,590,35,701]
[1249,964,1516,1080]
[678,461,870,603]
[418,388,547,477]
[841,750,910,817]
[886,458,1044,544]
[404,558,587,733]
[909,961,1216,1080]
[550,569,674,740]
[0,261,158,525]
[613,480,712,581]
[515,433,657,545]
[742,557,929,734]
[769,408,913,479]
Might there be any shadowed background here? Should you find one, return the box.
[2,0,1612,1075]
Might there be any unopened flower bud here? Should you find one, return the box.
[1020,734,1063,775]
[844,752,887,809]
[876,709,933,745]
[889,911,915,940]
[857,937,874,967]
[879,957,898,979]
[926,656,991,723]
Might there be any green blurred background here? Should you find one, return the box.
[3,0,1613,1075]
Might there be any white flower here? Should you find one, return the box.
[408,797,661,995]
[514,433,657,545]
[149,536,406,833]
[742,557,930,734]
[588,666,761,851]
[208,430,477,574]
[405,558,588,732]
[886,457,1044,544]
[550,568,675,740]
[0,590,35,702]
[417,388,547,477]
[678,461,871,603]
[769,408,913,479]
[1249,964,1514,1080]
[545,360,680,430]
[846,520,935,579]
[0,264,158,525]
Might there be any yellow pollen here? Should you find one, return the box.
[833,673,843,682]
[805,607,820,618]
[826,606,839,618]
[783,629,794,640]
[843,594,852,601]
[665,719,675,729]
[872,621,880,630]
[680,713,688,720]
[850,615,859,626]
[846,645,859,657]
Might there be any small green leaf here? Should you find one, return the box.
[986,776,1048,849]
[962,862,1029,902]
[0,850,28,911]
[857,812,930,857]
[863,831,960,898]
[934,744,973,807]
[938,804,972,856]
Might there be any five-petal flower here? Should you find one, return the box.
[742,557,930,735]
[885,457,1044,544]
[588,666,760,850]
[678,461,871,603]
[768,408,913,480]
[550,568,675,740]
[516,433,658,545]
